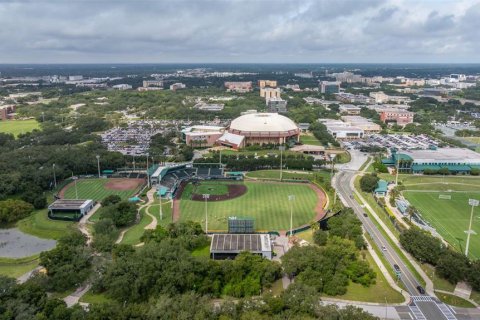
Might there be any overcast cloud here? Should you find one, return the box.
[0,0,479,63]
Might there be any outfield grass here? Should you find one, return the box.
[17,209,75,240]
[403,190,480,259]
[180,181,319,231]
[0,255,39,279]
[63,179,139,201]
[246,169,331,182]
[0,119,40,137]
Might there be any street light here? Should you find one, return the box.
[203,194,210,233]
[288,195,295,237]
[52,163,57,190]
[465,199,479,257]
[96,155,101,178]
[279,145,285,181]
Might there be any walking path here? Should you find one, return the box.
[63,284,91,307]
[79,203,101,245]
[115,187,157,244]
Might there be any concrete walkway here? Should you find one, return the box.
[63,284,91,307]
[79,203,101,245]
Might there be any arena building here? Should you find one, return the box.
[228,113,300,146]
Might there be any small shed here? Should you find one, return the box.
[374,180,388,197]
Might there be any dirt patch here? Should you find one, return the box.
[104,178,144,191]
[191,184,247,202]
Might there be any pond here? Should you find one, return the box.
[0,228,56,258]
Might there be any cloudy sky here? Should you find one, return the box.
[0,0,479,63]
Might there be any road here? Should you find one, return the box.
[333,153,480,320]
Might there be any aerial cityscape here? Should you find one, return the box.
[1,1,480,320]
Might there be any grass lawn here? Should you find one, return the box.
[435,291,476,308]
[299,133,323,146]
[192,243,211,258]
[403,190,480,259]
[63,179,139,201]
[470,290,480,305]
[0,255,39,279]
[463,137,480,144]
[120,209,152,245]
[180,181,319,231]
[324,249,405,303]
[17,209,75,240]
[0,119,40,137]
[267,278,285,296]
[380,174,480,188]
[295,229,314,243]
[79,292,113,305]
[420,263,456,292]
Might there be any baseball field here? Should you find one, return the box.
[60,178,144,201]
[177,180,326,231]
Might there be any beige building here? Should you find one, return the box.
[260,87,281,99]
[341,116,381,134]
[258,80,277,88]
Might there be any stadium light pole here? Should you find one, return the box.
[279,145,285,181]
[52,163,57,190]
[72,172,78,200]
[159,193,163,221]
[288,195,295,237]
[96,155,101,178]
[465,199,479,257]
[203,194,210,233]
[395,156,400,186]
[146,155,150,188]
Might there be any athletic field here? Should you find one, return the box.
[0,119,40,137]
[178,180,324,231]
[404,189,480,259]
[60,178,144,201]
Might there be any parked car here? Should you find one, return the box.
[416,286,426,294]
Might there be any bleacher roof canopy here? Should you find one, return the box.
[48,199,94,211]
[210,234,271,254]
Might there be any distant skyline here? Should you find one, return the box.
[1,0,479,64]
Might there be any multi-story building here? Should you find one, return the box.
[260,87,281,99]
[112,84,132,90]
[0,105,16,120]
[335,93,372,104]
[369,91,410,104]
[379,109,414,126]
[224,81,252,92]
[181,125,225,147]
[170,83,186,91]
[143,80,163,88]
[320,81,340,94]
[341,116,381,134]
[266,97,287,113]
[339,104,361,115]
[318,119,364,140]
[258,80,277,88]
[193,103,225,112]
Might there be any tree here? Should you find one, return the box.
[100,201,137,227]
[101,195,122,207]
[0,199,34,225]
[436,250,469,284]
[313,229,328,246]
[360,174,379,193]
[407,205,416,222]
[399,228,445,265]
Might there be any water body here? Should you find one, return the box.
[0,228,56,258]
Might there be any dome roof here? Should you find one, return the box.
[229,113,298,133]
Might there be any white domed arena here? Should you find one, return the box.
[228,113,300,145]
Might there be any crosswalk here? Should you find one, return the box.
[411,296,434,302]
[436,302,457,320]
[409,305,426,320]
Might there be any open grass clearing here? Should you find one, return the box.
[17,209,75,240]
[0,255,40,279]
[0,119,40,137]
[435,291,476,308]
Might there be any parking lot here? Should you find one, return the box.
[343,134,440,151]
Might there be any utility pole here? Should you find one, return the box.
[279,145,285,181]
[52,163,57,189]
[465,199,479,257]
[288,195,295,237]
[203,194,210,233]
[96,155,101,178]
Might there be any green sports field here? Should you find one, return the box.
[0,119,40,137]
[404,190,480,259]
[179,181,320,231]
[62,178,143,201]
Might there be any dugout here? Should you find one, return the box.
[48,199,95,221]
[210,233,272,260]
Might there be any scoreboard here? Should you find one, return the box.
[228,217,255,234]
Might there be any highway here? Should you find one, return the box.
[333,159,474,319]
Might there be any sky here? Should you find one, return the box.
[0,0,479,63]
